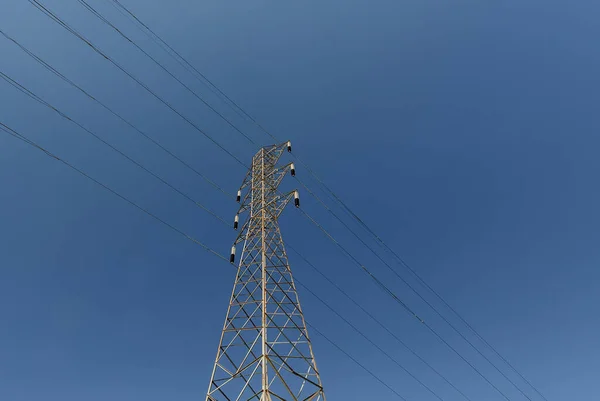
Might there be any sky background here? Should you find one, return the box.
[0,0,599,400]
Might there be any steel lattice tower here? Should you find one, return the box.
[206,142,326,401]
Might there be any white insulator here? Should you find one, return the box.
[287,141,292,152]
[234,214,239,229]
[294,190,300,207]
[236,190,241,202]
[230,245,236,263]
[290,163,296,176]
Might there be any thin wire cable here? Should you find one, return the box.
[28,0,248,168]
[2,52,459,398]
[105,0,263,133]
[2,34,474,396]
[185,197,466,401]
[306,322,408,401]
[23,3,544,397]
[295,279,446,401]
[298,207,514,401]
[296,177,536,401]
[286,244,473,401]
[0,70,228,226]
[185,187,464,400]
[87,7,521,393]
[295,160,551,401]
[1,121,408,401]
[63,5,483,395]
[351,207,549,401]
[76,0,257,146]
[65,143,453,401]
[0,28,233,200]
[99,3,550,397]
[86,6,551,398]
[0,121,227,262]
[3,60,432,400]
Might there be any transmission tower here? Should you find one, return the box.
[206,142,326,401]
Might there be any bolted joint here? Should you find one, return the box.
[294,190,300,208]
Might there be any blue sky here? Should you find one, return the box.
[0,0,599,400]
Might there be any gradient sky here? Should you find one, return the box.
[1,1,599,400]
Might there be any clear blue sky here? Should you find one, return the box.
[1,0,598,400]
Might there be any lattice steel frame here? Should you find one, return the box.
[206,142,326,401]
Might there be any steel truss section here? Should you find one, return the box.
[206,142,326,401]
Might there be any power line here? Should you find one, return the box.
[58,5,479,394]
[298,207,515,401]
[306,323,408,401]
[68,6,523,394]
[1,53,462,399]
[0,121,409,401]
[0,70,228,227]
[295,280,446,401]
[27,0,248,168]
[3,64,521,399]
[286,244,473,401]
[94,3,550,398]
[4,30,470,397]
[23,2,547,398]
[0,121,227,262]
[0,28,233,200]
[76,0,258,146]
[295,161,550,401]
[104,0,265,135]
[295,177,536,401]
[177,175,467,400]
